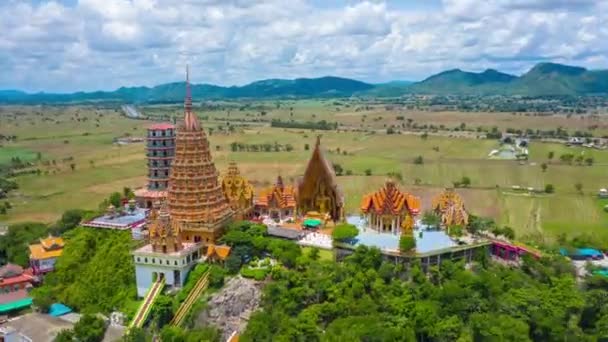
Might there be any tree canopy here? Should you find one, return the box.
[32,227,138,315]
[240,244,608,341]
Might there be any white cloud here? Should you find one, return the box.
[0,0,606,92]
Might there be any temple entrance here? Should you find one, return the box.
[173,270,181,287]
[194,236,201,243]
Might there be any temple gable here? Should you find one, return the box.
[296,136,344,222]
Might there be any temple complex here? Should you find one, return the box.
[221,162,254,220]
[360,180,421,234]
[135,123,176,208]
[296,137,344,223]
[431,189,469,227]
[28,236,64,275]
[254,176,297,221]
[166,69,234,244]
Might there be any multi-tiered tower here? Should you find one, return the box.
[135,123,176,208]
[167,68,234,243]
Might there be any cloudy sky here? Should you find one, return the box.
[1,0,607,92]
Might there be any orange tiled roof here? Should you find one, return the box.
[361,180,420,216]
[29,236,64,260]
[255,176,297,209]
[206,244,231,260]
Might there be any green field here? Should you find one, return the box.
[1,103,608,245]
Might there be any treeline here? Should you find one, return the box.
[271,119,337,130]
[230,142,294,152]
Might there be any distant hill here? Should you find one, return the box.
[0,76,373,104]
[407,63,608,96]
[407,69,516,95]
[2,63,608,103]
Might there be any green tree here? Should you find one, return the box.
[54,329,75,342]
[151,295,173,327]
[541,162,548,172]
[545,184,555,193]
[364,168,372,176]
[331,224,358,242]
[399,235,416,252]
[332,163,343,176]
[575,182,583,194]
[548,151,554,161]
[109,192,122,208]
[73,314,106,342]
[413,155,424,165]
[421,211,441,228]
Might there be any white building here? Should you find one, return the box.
[132,242,200,297]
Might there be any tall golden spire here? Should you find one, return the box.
[183,65,200,131]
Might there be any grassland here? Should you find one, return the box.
[1,103,608,245]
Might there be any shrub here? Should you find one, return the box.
[413,156,424,165]
[241,267,269,281]
[399,235,415,252]
[545,184,555,194]
[332,224,359,242]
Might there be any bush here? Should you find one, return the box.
[241,267,269,281]
[399,235,415,252]
[209,265,226,288]
[332,224,359,242]
[364,169,372,176]
[544,184,555,194]
[413,156,424,165]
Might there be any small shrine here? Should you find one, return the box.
[296,136,344,223]
[431,189,469,227]
[28,236,64,275]
[204,244,232,263]
[254,176,297,221]
[132,201,200,297]
[166,68,234,244]
[221,162,254,220]
[360,179,421,234]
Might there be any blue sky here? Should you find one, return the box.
[1,0,606,92]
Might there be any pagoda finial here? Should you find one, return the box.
[185,64,192,113]
[182,65,201,131]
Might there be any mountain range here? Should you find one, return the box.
[1,63,607,104]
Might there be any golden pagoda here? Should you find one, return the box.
[167,68,234,244]
[432,188,469,227]
[360,179,420,234]
[148,201,183,253]
[221,161,254,220]
[296,136,344,222]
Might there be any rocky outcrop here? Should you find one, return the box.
[195,276,262,340]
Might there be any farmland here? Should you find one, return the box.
[1,102,608,245]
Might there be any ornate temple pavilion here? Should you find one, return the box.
[254,176,297,220]
[360,180,421,234]
[296,136,344,222]
[221,161,254,220]
[166,69,234,244]
[431,189,469,227]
